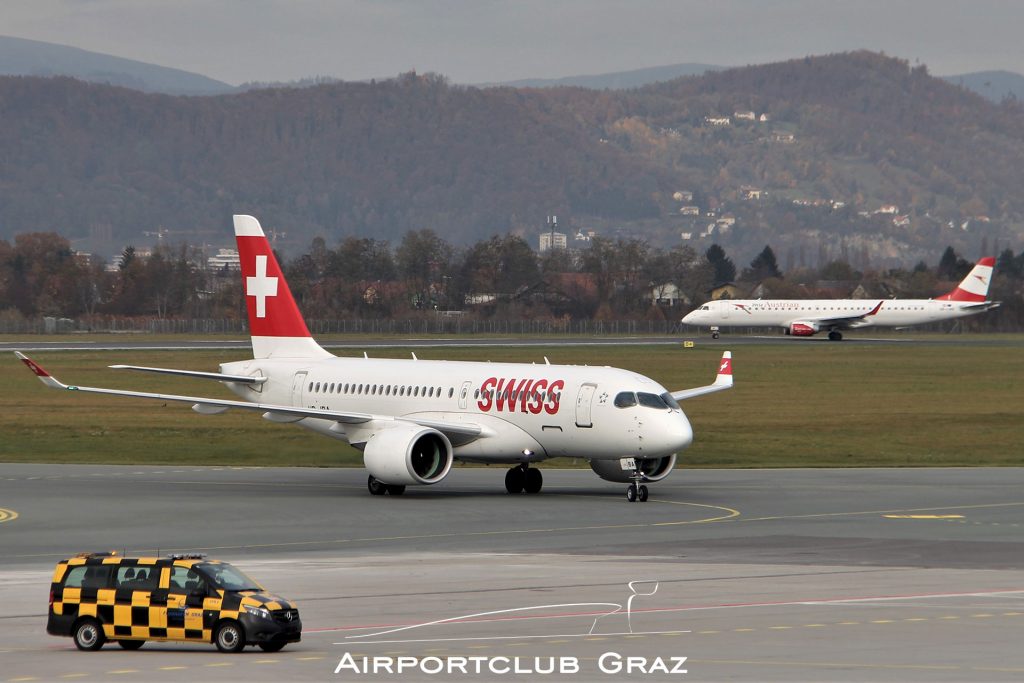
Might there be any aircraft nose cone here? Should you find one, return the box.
[661,414,693,453]
[681,310,698,324]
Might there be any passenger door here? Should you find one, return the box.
[575,383,597,428]
[292,371,308,407]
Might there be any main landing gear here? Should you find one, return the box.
[828,330,843,341]
[367,475,406,496]
[505,464,543,494]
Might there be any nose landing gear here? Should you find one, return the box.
[626,483,649,502]
[623,458,651,502]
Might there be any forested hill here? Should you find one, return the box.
[2,52,1024,263]
[0,73,664,252]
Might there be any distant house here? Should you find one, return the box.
[679,205,700,216]
[770,132,795,143]
[672,190,694,202]
[740,186,763,200]
[874,204,899,215]
[651,283,689,307]
[709,282,741,300]
[734,110,756,121]
[680,232,693,241]
[704,116,731,127]
[892,215,911,227]
[207,248,240,271]
[759,113,770,122]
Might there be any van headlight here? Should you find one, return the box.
[244,605,271,620]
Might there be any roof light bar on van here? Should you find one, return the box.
[168,553,208,560]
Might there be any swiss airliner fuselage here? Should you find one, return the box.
[221,356,693,463]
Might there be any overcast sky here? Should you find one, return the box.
[3,0,1022,86]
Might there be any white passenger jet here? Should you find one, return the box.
[682,257,999,341]
[17,215,733,502]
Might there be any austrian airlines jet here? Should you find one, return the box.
[17,215,733,502]
[682,257,999,341]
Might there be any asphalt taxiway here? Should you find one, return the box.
[1,465,1023,681]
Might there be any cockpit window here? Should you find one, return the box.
[637,392,669,410]
[613,392,637,408]
[660,392,681,411]
[699,305,710,311]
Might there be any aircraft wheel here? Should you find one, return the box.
[367,475,387,496]
[828,330,843,341]
[712,332,720,339]
[387,484,406,496]
[626,484,638,502]
[504,467,524,494]
[524,467,543,494]
[638,485,649,502]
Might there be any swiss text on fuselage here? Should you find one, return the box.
[477,377,565,414]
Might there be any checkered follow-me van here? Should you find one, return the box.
[48,552,301,653]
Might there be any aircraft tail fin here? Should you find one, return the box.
[937,257,995,302]
[234,215,331,360]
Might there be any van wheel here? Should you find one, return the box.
[118,639,145,650]
[214,620,246,653]
[73,618,105,651]
[258,641,286,652]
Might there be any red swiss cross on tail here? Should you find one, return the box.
[234,215,330,359]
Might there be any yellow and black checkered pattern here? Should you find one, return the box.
[48,554,298,646]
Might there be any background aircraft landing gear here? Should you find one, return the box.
[505,464,543,494]
[828,330,843,341]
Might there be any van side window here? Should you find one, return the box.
[115,565,158,590]
[64,565,112,589]
[169,566,207,594]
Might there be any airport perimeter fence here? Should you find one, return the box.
[1,316,1008,336]
[0,316,691,336]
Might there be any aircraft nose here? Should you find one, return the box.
[681,310,698,324]
[660,413,693,453]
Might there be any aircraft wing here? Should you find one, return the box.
[671,351,733,401]
[792,300,884,329]
[109,364,267,384]
[15,352,484,439]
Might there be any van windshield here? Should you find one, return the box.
[196,562,261,591]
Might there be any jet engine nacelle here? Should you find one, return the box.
[589,454,677,483]
[363,425,454,486]
[787,321,819,337]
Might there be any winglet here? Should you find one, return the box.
[671,350,734,401]
[714,351,733,388]
[14,352,68,390]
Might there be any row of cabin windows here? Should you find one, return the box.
[308,381,454,399]
[474,388,560,402]
[741,305,927,312]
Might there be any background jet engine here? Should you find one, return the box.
[589,454,677,483]
[786,321,820,336]
[363,425,454,485]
